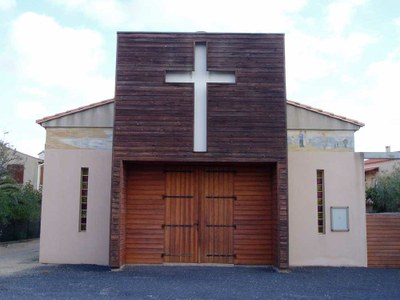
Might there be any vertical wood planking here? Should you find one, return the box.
[125,163,276,265]
[234,165,274,265]
[164,168,198,263]
[110,32,288,268]
[201,168,235,263]
[113,33,286,162]
[125,165,165,264]
[276,162,288,268]
[367,214,400,268]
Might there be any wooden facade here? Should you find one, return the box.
[125,164,275,265]
[110,32,288,268]
[367,214,400,268]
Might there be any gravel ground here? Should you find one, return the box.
[0,240,399,299]
[0,239,40,276]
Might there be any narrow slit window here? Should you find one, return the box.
[317,170,325,234]
[79,167,89,232]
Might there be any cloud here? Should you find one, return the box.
[15,100,47,120]
[0,0,15,11]
[48,0,126,27]
[286,31,337,79]
[326,0,367,34]
[159,0,309,32]
[47,0,309,32]
[21,87,49,98]
[285,28,375,93]
[394,17,400,30]
[10,12,114,103]
[348,48,400,151]
[318,32,376,60]
[11,12,103,86]
[365,48,400,104]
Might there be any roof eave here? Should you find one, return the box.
[36,98,114,125]
[287,100,365,128]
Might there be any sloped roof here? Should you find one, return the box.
[365,153,400,165]
[36,99,114,125]
[365,158,389,165]
[37,98,364,128]
[287,100,364,127]
[365,166,379,173]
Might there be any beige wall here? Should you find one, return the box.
[45,128,112,150]
[21,155,40,186]
[288,152,367,267]
[39,149,111,265]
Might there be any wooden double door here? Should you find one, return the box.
[125,164,274,265]
[163,166,235,263]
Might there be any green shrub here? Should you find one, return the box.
[0,180,42,240]
[0,177,19,225]
[367,166,400,212]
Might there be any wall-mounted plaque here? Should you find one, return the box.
[330,207,349,232]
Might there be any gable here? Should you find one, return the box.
[287,101,363,131]
[38,99,363,132]
[37,99,114,128]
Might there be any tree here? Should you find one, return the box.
[0,181,42,240]
[0,139,21,225]
[0,139,21,180]
[10,182,42,222]
[0,139,41,240]
[366,166,400,212]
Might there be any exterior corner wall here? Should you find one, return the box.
[21,155,40,186]
[288,152,367,267]
[39,149,112,265]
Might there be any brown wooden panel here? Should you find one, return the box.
[112,33,286,164]
[125,166,165,264]
[234,166,273,265]
[125,163,276,266]
[164,167,198,263]
[367,214,400,268]
[200,168,235,263]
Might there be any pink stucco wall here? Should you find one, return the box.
[39,149,111,265]
[288,152,367,266]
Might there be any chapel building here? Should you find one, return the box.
[37,32,367,268]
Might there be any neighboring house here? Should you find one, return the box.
[6,149,43,188]
[365,151,400,188]
[36,32,367,269]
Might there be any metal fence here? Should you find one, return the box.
[0,220,40,242]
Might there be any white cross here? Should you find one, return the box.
[165,42,236,152]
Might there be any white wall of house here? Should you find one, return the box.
[288,152,367,267]
[20,154,40,185]
[39,149,111,265]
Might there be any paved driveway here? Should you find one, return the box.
[0,240,399,299]
[0,239,40,276]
